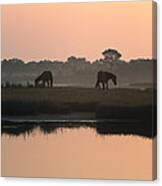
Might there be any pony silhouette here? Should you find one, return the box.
[35,71,53,87]
[95,71,117,90]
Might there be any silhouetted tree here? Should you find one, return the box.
[67,56,89,64]
[102,49,122,69]
[102,49,122,62]
[67,56,77,63]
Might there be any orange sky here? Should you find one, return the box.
[1,1,154,62]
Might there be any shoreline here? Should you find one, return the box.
[2,116,156,139]
[1,87,156,138]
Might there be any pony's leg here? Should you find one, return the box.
[48,81,50,87]
[35,80,38,87]
[106,81,109,90]
[50,79,53,87]
[102,82,105,90]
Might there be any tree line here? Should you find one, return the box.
[1,49,156,87]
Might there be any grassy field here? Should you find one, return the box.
[2,87,155,117]
[2,87,156,138]
[2,87,153,104]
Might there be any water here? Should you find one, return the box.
[1,126,155,180]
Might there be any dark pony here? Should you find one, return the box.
[35,71,53,87]
[95,71,117,90]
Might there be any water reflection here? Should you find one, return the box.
[2,119,156,138]
[1,128,155,180]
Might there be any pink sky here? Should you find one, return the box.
[1,1,154,62]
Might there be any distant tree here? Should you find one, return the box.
[67,56,89,64]
[67,56,77,63]
[102,49,122,62]
[102,49,122,69]
[1,59,8,63]
[8,58,24,65]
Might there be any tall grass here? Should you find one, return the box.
[2,87,154,117]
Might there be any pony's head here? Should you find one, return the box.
[112,75,117,85]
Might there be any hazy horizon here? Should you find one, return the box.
[1,54,155,63]
[1,1,154,62]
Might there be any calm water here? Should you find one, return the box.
[1,127,155,180]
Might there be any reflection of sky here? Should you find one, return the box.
[2,128,154,180]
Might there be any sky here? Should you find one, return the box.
[1,1,154,62]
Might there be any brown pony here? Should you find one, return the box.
[35,71,53,87]
[95,71,117,90]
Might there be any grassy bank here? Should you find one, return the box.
[1,87,156,119]
[2,87,156,138]
[2,86,153,107]
[2,87,153,115]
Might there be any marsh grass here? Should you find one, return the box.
[2,87,154,116]
[1,87,156,138]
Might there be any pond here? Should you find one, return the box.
[1,126,155,180]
